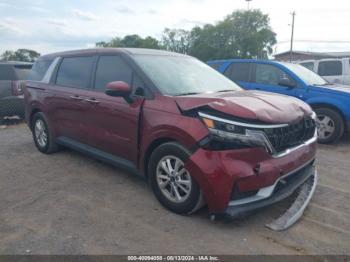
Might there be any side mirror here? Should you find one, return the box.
[278,78,296,88]
[105,81,133,103]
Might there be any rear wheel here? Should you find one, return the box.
[148,142,204,214]
[315,107,344,144]
[32,112,60,154]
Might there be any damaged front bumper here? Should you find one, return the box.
[225,161,317,230]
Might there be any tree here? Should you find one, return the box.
[161,9,276,61]
[0,49,40,62]
[96,34,161,49]
[161,28,191,54]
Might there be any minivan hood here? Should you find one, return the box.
[174,90,312,124]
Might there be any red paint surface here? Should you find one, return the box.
[25,73,317,214]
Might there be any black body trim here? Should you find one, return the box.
[56,136,144,178]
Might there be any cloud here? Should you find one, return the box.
[177,18,206,27]
[0,20,25,36]
[47,19,67,27]
[72,9,100,21]
[147,9,158,15]
[116,6,135,14]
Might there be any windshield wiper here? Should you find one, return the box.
[216,89,235,93]
[175,92,201,96]
[313,83,332,86]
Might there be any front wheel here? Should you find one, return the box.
[315,107,344,144]
[148,142,204,214]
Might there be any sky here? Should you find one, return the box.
[0,0,350,56]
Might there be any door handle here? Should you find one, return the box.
[70,95,83,101]
[85,98,100,104]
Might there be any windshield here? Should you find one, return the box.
[133,55,242,96]
[282,63,328,86]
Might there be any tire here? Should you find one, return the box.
[314,107,344,144]
[148,142,204,214]
[32,112,60,154]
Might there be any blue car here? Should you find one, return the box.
[208,59,350,144]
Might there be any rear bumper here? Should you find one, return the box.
[224,162,316,219]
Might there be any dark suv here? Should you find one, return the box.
[0,62,32,121]
[25,48,317,229]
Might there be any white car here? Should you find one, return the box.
[298,58,350,86]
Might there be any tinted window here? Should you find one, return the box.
[29,59,53,81]
[0,65,16,80]
[300,62,314,71]
[318,61,342,76]
[255,64,294,86]
[208,62,224,71]
[224,63,251,82]
[56,56,94,88]
[94,56,132,90]
[14,65,32,80]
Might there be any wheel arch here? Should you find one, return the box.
[29,108,42,130]
[309,102,347,130]
[143,137,177,180]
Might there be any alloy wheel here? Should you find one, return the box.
[34,119,48,148]
[156,156,192,203]
[316,114,335,140]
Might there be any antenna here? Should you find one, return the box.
[289,11,296,62]
[245,0,252,10]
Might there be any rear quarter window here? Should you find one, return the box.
[0,65,16,80]
[208,62,224,71]
[14,65,32,80]
[28,59,53,81]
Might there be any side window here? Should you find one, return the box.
[300,62,314,71]
[224,63,251,82]
[0,65,16,80]
[94,56,132,90]
[28,59,53,81]
[318,61,342,76]
[209,62,224,71]
[56,56,94,88]
[254,64,293,86]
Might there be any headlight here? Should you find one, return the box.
[199,112,275,153]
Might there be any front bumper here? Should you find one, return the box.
[185,136,317,214]
[225,161,317,219]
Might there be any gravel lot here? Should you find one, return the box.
[0,124,349,255]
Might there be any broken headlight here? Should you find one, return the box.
[199,112,275,152]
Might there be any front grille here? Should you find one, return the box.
[262,117,316,153]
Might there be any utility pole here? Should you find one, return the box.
[289,11,296,62]
[246,0,252,10]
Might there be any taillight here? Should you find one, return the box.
[12,80,25,96]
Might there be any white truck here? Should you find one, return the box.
[298,58,350,85]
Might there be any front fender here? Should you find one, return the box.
[306,97,350,120]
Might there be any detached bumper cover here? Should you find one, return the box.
[224,163,317,224]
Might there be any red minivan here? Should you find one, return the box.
[25,48,317,229]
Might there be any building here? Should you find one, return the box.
[274,51,350,62]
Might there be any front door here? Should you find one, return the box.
[84,55,145,164]
[249,63,297,97]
